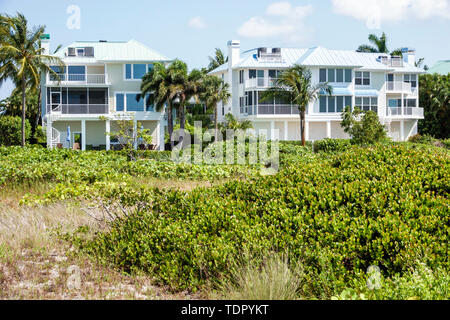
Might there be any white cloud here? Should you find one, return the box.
[237,2,313,42]
[188,17,207,29]
[332,0,450,29]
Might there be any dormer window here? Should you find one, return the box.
[77,48,85,56]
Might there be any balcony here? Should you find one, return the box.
[379,56,403,67]
[386,81,417,94]
[386,107,424,118]
[245,104,299,116]
[245,77,278,89]
[48,74,107,85]
[47,104,109,115]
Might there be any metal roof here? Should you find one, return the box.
[55,39,171,63]
[209,46,426,73]
[428,60,450,75]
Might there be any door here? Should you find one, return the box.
[50,92,61,113]
[73,132,82,150]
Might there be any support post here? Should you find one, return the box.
[105,119,110,151]
[284,120,288,141]
[326,121,331,139]
[270,121,275,141]
[81,120,86,151]
[46,118,52,149]
[305,120,309,141]
[400,120,405,141]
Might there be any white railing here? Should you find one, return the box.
[48,74,107,84]
[244,104,299,115]
[259,53,283,63]
[387,107,424,118]
[380,56,403,67]
[386,81,417,94]
[51,127,60,149]
[245,77,279,88]
[47,104,109,115]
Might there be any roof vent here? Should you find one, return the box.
[99,40,107,42]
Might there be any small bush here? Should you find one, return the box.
[219,253,303,300]
[408,134,435,145]
[0,116,31,146]
[341,107,387,145]
[313,139,352,153]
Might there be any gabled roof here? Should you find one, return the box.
[55,39,171,63]
[428,60,450,75]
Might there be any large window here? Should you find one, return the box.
[355,71,370,86]
[68,66,86,81]
[319,68,352,83]
[124,64,154,80]
[319,96,352,113]
[355,97,378,112]
[404,74,417,88]
[115,93,154,112]
[249,70,257,79]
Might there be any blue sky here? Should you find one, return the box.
[1,0,449,99]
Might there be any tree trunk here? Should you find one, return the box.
[167,102,174,150]
[300,110,306,147]
[179,101,186,147]
[21,75,26,147]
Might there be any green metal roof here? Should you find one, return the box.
[56,39,171,62]
[428,60,450,75]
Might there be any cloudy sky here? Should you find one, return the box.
[1,0,449,98]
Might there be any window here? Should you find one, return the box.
[320,69,352,83]
[126,94,144,112]
[345,96,352,110]
[76,48,84,56]
[355,96,377,112]
[116,94,124,111]
[68,66,85,81]
[328,96,336,113]
[240,97,245,113]
[319,95,352,113]
[50,66,66,81]
[319,69,327,83]
[319,96,327,113]
[125,64,153,80]
[355,72,370,86]
[257,70,264,86]
[404,74,417,88]
[336,96,344,112]
[239,70,244,84]
[249,70,256,79]
[145,94,154,111]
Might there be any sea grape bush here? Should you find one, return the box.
[71,144,449,297]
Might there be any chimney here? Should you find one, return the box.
[228,40,240,68]
[40,34,51,55]
[401,47,416,65]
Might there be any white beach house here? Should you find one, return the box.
[40,35,170,150]
[210,40,426,141]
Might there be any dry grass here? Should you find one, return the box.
[0,202,202,300]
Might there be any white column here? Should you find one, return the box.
[105,120,110,151]
[326,121,331,139]
[133,118,137,150]
[305,120,309,141]
[400,120,405,141]
[46,118,53,149]
[81,120,86,151]
[270,121,275,141]
[284,120,288,141]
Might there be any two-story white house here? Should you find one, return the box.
[210,40,425,141]
[41,35,171,150]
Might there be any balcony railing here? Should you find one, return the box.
[47,104,109,115]
[245,104,299,116]
[245,77,279,89]
[387,107,424,118]
[48,74,107,84]
[386,81,417,94]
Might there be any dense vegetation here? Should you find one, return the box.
[64,143,449,299]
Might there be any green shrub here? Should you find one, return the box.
[71,145,449,295]
[408,134,436,144]
[313,139,352,153]
[0,116,31,146]
[341,107,388,145]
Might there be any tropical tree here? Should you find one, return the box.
[357,32,402,56]
[207,48,228,72]
[218,113,252,135]
[341,107,387,145]
[199,75,231,140]
[261,65,332,146]
[0,13,63,146]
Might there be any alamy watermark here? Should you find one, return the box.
[66,5,81,30]
[170,122,280,175]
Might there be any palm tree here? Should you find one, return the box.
[261,65,332,146]
[219,113,252,133]
[357,32,403,56]
[207,48,228,72]
[0,13,63,146]
[199,75,231,140]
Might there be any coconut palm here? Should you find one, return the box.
[0,13,63,146]
[199,75,231,140]
[207,48,228,72]
[357,32,403,57]
[261,65,332,146]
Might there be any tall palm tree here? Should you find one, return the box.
[357,32,403,56]
[261,65,332,146]
[199,75,231,140]
[207,48,228,72]
[0,13,63,146]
